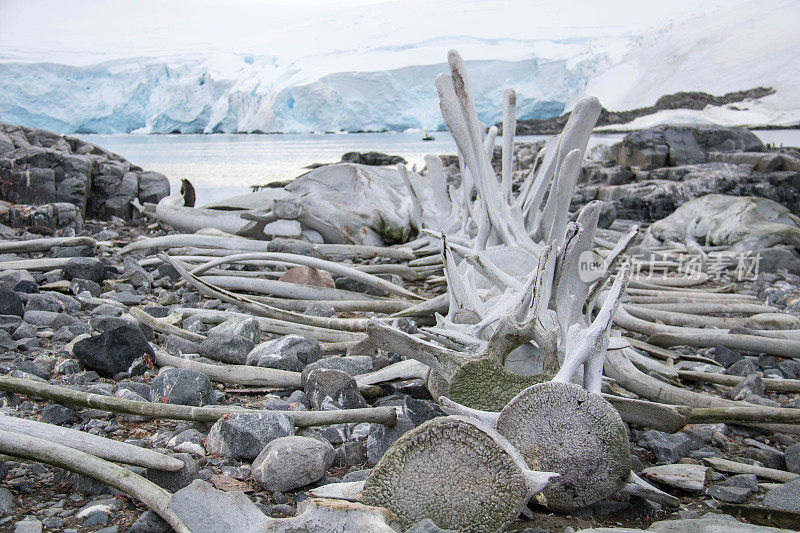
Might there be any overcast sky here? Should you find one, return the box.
[0,0,740,64]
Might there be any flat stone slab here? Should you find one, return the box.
[642,463,710,492]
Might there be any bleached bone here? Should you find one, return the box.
[131,307,206,343]
[678,369,800,393]
[361,416,558,533]
[552,202,603,344]
[0,430,191,533]
[0,375,396,427]
[198,275,383,301]
[170,307,366,343]
[144,192,303,237]
[604,344,800,435]
[0,414,184,471]
[532,97,602,240]
[309,481,365,502]
[552,263,630,393]
[155,351,380,396]
[155,351,302,389]
[436,50,539,255]
[623,304,750,328]
[624,301,777,314]
[162,254,375,333]
[355,359,431,387]
[0,236,96,253]
[121,234,415,260]
[620,472,681,508]
[501,88,516,203]
[438,381,678,511]
[610,300,800,358]
[189,252,422,300]
[0,257,71,271]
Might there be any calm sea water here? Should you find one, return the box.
[77,129,800,207]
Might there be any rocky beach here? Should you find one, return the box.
[0,56,800,533]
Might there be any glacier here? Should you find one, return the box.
[0,0,797,134]
[0,54,585,134]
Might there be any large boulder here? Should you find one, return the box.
[251,436,334,492]
[205,412,295,461]
[644,194,800,253]
[0,123,170,221]
[612,125,763,170]
[150,368,216,407]
[283,163,425,245]
[199,317,260,364]
[72,324,154,378]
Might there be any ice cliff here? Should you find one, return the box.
[0,0,797,134]
[0,55,585,134]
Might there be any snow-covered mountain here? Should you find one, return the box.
[0,0,795,134]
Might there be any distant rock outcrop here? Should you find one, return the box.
[0,123,169,222]
[609,124,764,170]
[505,88,775,135]
[575,125,800,222]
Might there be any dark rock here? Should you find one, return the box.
[739,439,786,470]
[300,356,372,382]
[251,436,334,492]
[10,321,34,340]
[24,293,62,313]
[709,345,744,368]
[706,484,753,504]
[0,315,22,333]
[725,358,759,377]
[22,310,58,327]
[40,403,76,426]
[163,334,201,356]
[640,430,692,464]
[12,280,38,294]
[266,238,326,259]
[613,125,762,170]
[247,335,321,369]
[145,453,198,493]
[304,368,367,410]
[0,487,16,516]
[728,373,765,400]
[128,510,170,533]
[403,396,445,426]
[335,277,387,296]
[62,257,105,283]
[304,303,336,317]
[137,171,170,204]
[340,152,406,166]
[763,477,800,512]
[199,317,259,364]
[150,368,216,407]
[333,440,367,468]
[156,263,181,282]
[169,480,270,533]
[0,288,23,317]
[367,413,415,466]
[786,442,800,474]
[205,412,295,461]
[778,359,800,379]
[72,324,153,378]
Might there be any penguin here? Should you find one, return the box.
[180,179,196,207]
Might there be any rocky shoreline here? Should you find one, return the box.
[0,119,798,532]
